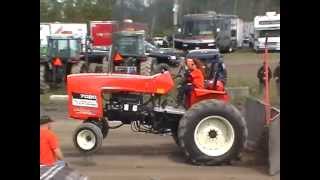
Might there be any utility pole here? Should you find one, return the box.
[172,0,179,48]
[233,0,238,15]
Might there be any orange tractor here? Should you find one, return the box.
[67,63,247,165]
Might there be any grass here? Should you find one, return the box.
[223,50,280,106]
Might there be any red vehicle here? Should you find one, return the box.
[67,68,247,165]
[89,21,119,50]
[87,20,149,73]
[89,20,148,50]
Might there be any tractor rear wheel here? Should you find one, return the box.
[73,122,103,154]
[155,63,170,73]
[88,63,98,73]
[140,57,154,76]
[172,131,180,146]
[178,99,247,165]
[40,64,49,93]
[71,61,87,74]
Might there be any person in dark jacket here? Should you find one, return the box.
[257,62,272,94]
[273,61,280,96]
[207,54,227,85]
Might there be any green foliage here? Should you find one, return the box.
[40,0,279,34]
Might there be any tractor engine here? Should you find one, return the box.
[105,93,144,124]
[104,92,181,133]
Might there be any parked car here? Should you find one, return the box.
[145,41,183,72]
[152,37,169,48]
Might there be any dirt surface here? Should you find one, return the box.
[41,103,279,180]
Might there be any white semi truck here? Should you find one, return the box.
[253,12,280,52]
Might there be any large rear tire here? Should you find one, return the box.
[73,122,103,154]
[71,61,87,74]
[154,63,170,73]
[178,99,247,165]
[140,57,154,76]
[40,64,49,93]
[88,63,98,73]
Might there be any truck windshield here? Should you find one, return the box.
[48,39,80,58]
[115,36,144,56]
[258,29,280,38]
[69,39,81,57]
[183,20,215,36]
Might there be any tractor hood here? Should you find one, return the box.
[67,71,174,119]
[67,71,174,95]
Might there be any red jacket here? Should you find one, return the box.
[190,68,204,89]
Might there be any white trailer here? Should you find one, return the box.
[40,23,51,47]
[253,12,280,51]
[49,23,87,50]
[40,23,87,51]
[230,17,244,48]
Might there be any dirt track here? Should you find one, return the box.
[42,103,279,180]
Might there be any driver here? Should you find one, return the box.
[175,58,205,108]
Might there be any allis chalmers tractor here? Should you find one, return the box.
[67,63,248,165]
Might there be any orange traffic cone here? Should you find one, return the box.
[113,52,123,62]
[52,57,63,67]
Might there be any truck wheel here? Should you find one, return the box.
[178,99,247,165]
[40,64,49,93]
[71,61,87,74]
[140,57,154,76]
[155,63,170,73]
[73,122,103,154]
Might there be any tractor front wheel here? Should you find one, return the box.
[178,99,247,165]
[73,122,103,154]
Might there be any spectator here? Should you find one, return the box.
[273,61,280,96]
[40,115,64,166]
[207,54,227,85]
[257,62,272,94]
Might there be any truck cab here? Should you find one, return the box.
[253,12,280,52]
[174,12,236,53]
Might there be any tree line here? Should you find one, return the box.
[40,0,279,35]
